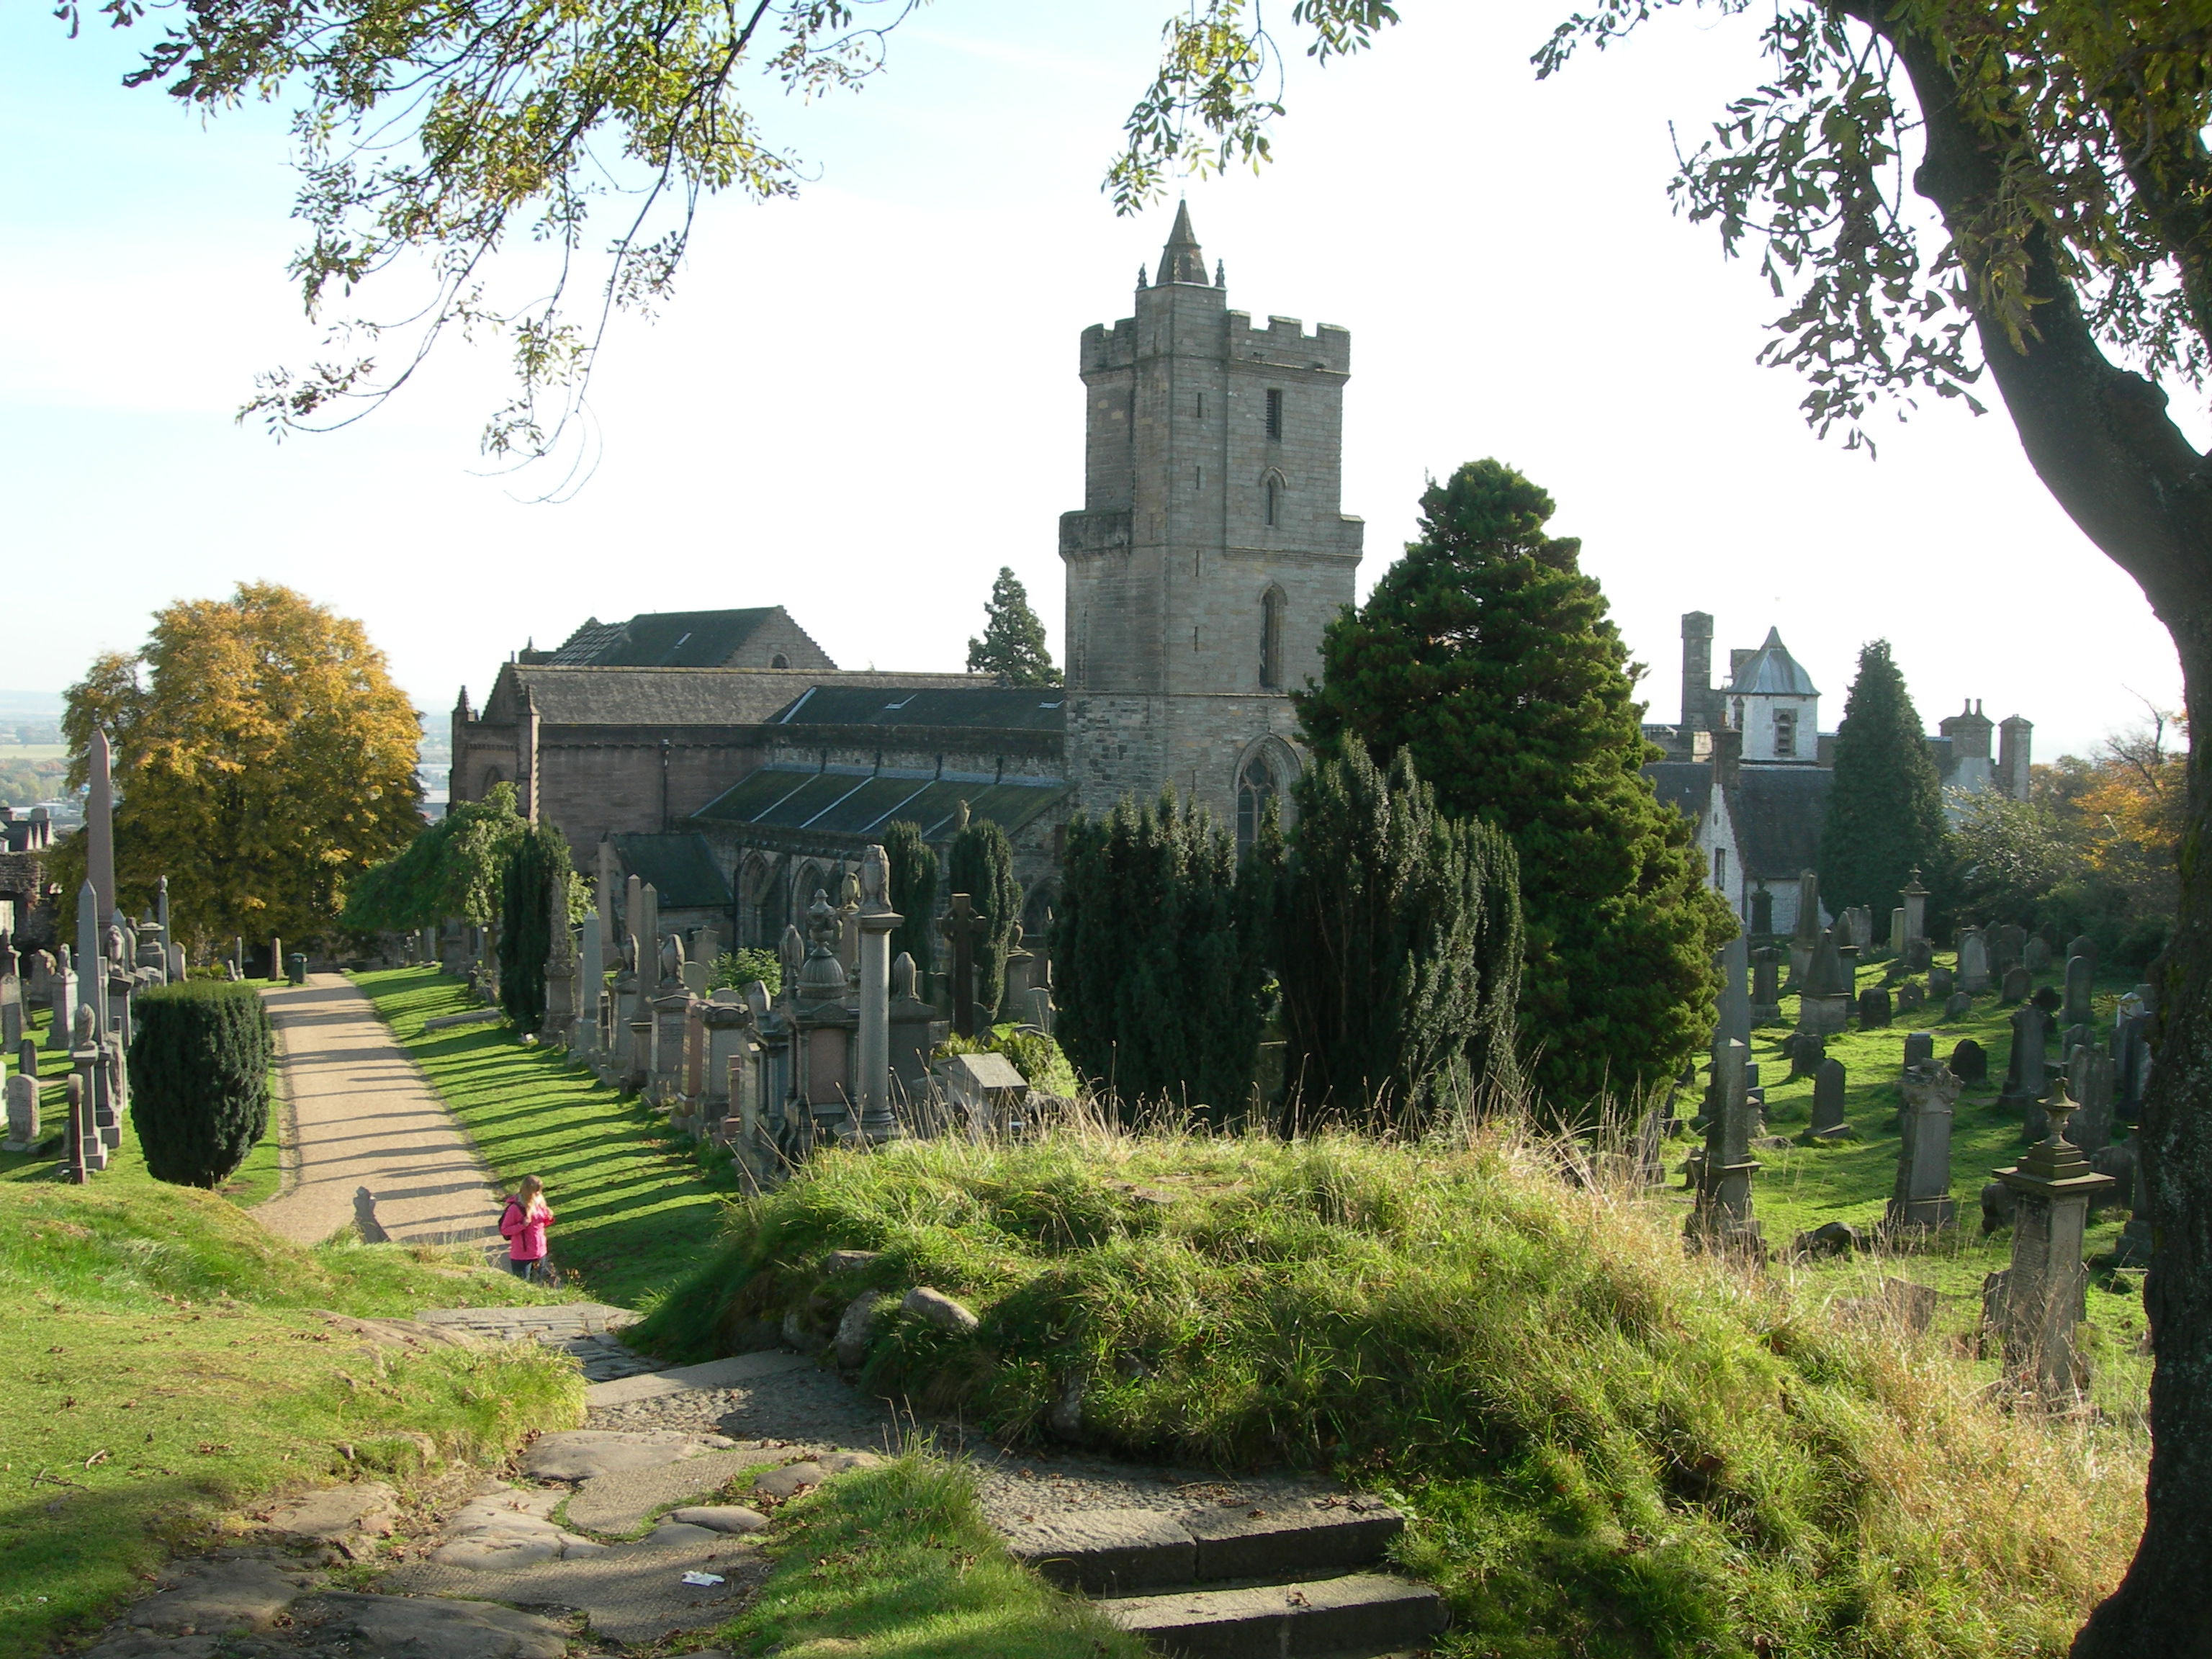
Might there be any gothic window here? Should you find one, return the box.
[771,652,791,670]
[1264,388,1284,440]
[1265,475,1280,527]
[1235,737,1298,855]
[1773,707,1798,758]
[1260,586,1286,689]
[1712,848,1727,890]
[1731,697,1745,732]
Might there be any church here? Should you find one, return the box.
[447,206,1362,948]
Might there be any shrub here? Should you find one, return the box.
[933,1023,1080,1100]
[709,947,783,997]
[883,819,939,974]
[947,817,1022,1021]
[127,980,274,1188]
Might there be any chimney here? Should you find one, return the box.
[1998,716,2033,800]
[1681,612,1714,731]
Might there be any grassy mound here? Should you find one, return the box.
[719,1452,1145,1658]
[1,1114,583,1658]
[638,1130,2142,1658]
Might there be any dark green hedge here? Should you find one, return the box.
[127,980,273,1189]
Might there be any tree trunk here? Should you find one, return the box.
[1845,9,2212,1652]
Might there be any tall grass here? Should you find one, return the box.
[638,1111,2144,1658]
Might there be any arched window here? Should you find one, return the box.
[1235,739,1299,855]
[1259,586,1286,690]
[771,652,791,670]
[742,855,778,948]
[1264,475,1280,527]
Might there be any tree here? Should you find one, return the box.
[53,583,422,954]
[1296,460,1734,1112]
[1817,641,1949,922]
[128,980,273,1189]
[881,819,940,974]
[343,783,532,934]
[966,569,1061,687]
[1054,788,1274,1120]
[1275,739,1523,1133]
[945,817,1023,1022]
[498,822,572,1030]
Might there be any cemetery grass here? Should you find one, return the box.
[1743,952,2152,1421]
[351,967,734,1310]
[0,1063,582,1659]
[719,1452,1147,1659]
[639,1125,2144,1659]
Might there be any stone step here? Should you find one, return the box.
[1101,1572,1445,1658]
[1006,1499,1402,1596]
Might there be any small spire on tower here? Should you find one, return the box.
[1137,263,1148,289]
[1158,198,1209,285]
[1215,258,1226,288]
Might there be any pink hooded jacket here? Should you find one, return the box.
[500,1196,552,1262]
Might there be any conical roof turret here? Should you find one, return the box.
[1156,199,1209,286]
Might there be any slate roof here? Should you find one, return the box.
[481,665,981,728]
[771,685,1067,734]
[1645,761,1713,827]
[550,608,800,668]
[693,765,1069,844]
[1728,627,1819,696]
[609,833,731,909]
[1730,765,1833,881]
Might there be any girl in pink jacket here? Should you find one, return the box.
[500,1175,554,1282]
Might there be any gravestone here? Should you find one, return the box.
[2031,984,2062,1016]
[1890,906,1907,954]
[2114,990,2152,1118]
[1903,937,1933,973]
[1897,981,1926,1014]
[1785,1030,1826,1082]
[2115,1139,2154,1267]
[2067,1043,2116,1153]
[2000,965,2032,1006]
[1808,1058,1850,1140]
[1988,1092,2112,1403]
[1999,1005,2053,1138]
[1928,963,1954,998]
[1797,928,1852,1035]
[1749,946,1781,1024]
[1957,929,1991,994]
[2061,955,2095,1031]
[1992,924,2027,976]
[2067,935,2098,977]
[1686,1038,1763,1256]
[1857,986,1892,1029]
[1750,884,1773,937]
[1902,1031,1934,1069]
[2023,935,2051,974]
[940,893,990,1040]
[2,1071,37,1152]
[1714,937,1751,1053]
[1950,1038,1988,1084]
[1790,871,1821,984]
[1887,1061,1962,1230]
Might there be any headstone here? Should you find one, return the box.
[1749,946,1781,1023]
[3,1071,38,1152]
[2115,1136,2154,1267]
[1749,884,1773,937]
[2031,984,2062,1016]
[1714,937,1750,1051]
[16,1038,34,1079]
[2113,990,2152,1118]
[1949,1038,1988,1084]
[1902,936,1933,973]
[2023,935,2052,974]
[2067,1043,2116,1153]
[1999,1005,2052,1137]
[1943,990,1973,1022]
[1901,869,1929,945]
[1992,923,2027,977]
[1958,928,1990,994]
[1902,1031,1934,1069]
[2000,965,2032,1006]
[269,937,282,985]
[1889,907,1907,954]
[1887,1061,1962,1230]
[1847,906,1875,951]
[1784,1030,1825,1082]
[1808,1058,1850,1140]
[2061,956,2095,1031]
[1928,963,1954,998]
[1856,986,1892,1029]
[1897,981,1926,1013]
[2066,935,2098,977]
[1686,1038,1763,1255]
[1988,1092,2113,1403]
[1797,928,1852,1035]
[940,893,991,1040]
[1790,870,1820,984]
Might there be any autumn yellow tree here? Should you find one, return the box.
[51,583,423,954]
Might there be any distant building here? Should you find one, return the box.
[1645,613,2030,933]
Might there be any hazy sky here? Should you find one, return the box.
[1,1,2185,761]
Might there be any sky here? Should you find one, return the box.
[0,1,2187,763]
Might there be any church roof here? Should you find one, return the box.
[1156,199,1210,287]
[478,665,979,728]
[1728,628,1818,696]
[548,607,826,669]
[770,684,1066,734]
[609,832,731,909]
[1729,765,1833,881]
[692,764,1067,845]
[1645,760,1714,827]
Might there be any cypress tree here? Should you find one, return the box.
[498,823,570,1030]
[881,819,939,974]
[1277,740,1524,1133]
[129,979,273,1188]
[966,567,1061,686]
[1296,459,1734,1112]
[946,817,1022,1022]
[1055,789,1274,1120]
[1818,639,1948,920]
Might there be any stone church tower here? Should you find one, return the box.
[1059,205,1364,843]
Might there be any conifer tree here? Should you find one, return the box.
[1296,459,1733,1112]
[498,822,572,1030]
[1055,789,1274,1120]
[946,817,1022,1022]
[881,819,938,975]
[1818,640,1948,922]
[1276,740,1523,1133]
[966,567,1061,686]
